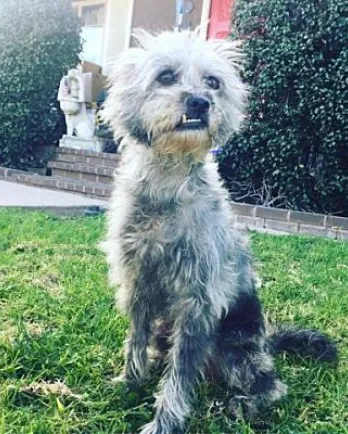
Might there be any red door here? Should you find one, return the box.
[208,0,234,39]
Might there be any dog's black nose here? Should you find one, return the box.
[186,96,210,118]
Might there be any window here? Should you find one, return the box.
[81,4,105,27]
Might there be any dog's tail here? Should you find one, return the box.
[267,324,338,362]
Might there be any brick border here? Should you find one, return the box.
[231,203,348,241]
[11,205,107,217]
[1,165,347,241]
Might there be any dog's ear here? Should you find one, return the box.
[106,28,156,89]
[131,28,157,50]
[107,48,146,88]
[207,38,245,71]
[103,45,147,139]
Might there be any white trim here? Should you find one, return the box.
[124,0,136,49]
[200,0,212,39]
[101,0,111,70]
[101,0,135,75]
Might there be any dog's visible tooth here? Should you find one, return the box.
[182,114,187,123]
[187,119,201,123]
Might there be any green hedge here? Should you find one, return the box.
[218,0,348,216]
[0,0,82,169]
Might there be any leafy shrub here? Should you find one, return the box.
[0,0,82,169]
[218,0,348,215]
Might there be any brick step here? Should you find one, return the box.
[54,147,120,168]
[48,161,114,184]
[0,168,112,199]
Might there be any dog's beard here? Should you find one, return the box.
[152,129,212,161]
[146,110,220,161]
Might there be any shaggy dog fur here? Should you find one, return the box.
[102,29,337,434]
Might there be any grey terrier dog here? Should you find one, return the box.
[102,29,337,434]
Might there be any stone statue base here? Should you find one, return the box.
[59,135,105,153]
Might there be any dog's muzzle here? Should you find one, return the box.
[176,96,210,131]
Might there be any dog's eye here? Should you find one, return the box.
[157,69,177,86]
[205,76,220,90]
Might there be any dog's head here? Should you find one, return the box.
[104,29,247,160]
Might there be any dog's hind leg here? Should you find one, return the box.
[215,296,287,420]
[217,339,287,420]
[139,302,217,434]
[147,319,172,371]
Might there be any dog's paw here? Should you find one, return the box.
[109,373,139,392]
[139,420,184,434]
[138,421,160,434]
[228,395,258,421]
[110,373,128,385]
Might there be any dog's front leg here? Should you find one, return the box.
[124,308,150,382]
[140,301,216,434]
[116,286,152,385]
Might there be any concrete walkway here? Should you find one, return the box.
[0,180,108,213]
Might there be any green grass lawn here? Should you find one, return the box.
[0,209,347,434]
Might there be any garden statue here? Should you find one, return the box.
[57,68,105,152]
[58,68,94,139]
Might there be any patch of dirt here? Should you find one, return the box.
[0,320,46,343]
[30,272,62,297]
[0,323,17,342]
[24,321,46,336]
[10,242,41,254]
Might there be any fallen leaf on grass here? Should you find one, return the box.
[20,380,83,400]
